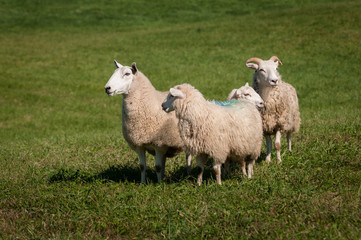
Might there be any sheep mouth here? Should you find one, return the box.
[105,87,115,96]
[106,91,115,96]
[269,81,278,87]
[256,105,264,110]
[162,105,173,113]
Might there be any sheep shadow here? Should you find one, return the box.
[167,165,214,183]
[48,163,221,185]
[49,165,156,184]
[256,152,268,164]
[168,161,250,184]
[49,155,267,185]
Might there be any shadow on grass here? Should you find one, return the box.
[49,153,266,185]
[49,165,154,184]
[49,164,217,185]
[256,152,268,164]
[167,166,215,183]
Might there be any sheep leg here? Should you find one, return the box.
[246,160,254,179]
[155,150,165,183]
[196,163,204,186]
[287,132,292,152]
[196,156,206,186]
[275,131,282,163]
[136,148,147,184]
[265,135,272,163]
[186,152,192,174]
[241,160,247,177]
[213,164,222,185]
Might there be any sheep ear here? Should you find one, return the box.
[246,63,258,70]
[226,89,238,101]
[114,60,123,69]
[131,62,138,74]
[245,82,249,87]
[170,88,185,99]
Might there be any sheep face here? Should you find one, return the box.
[246,59,281,87]
[104,61,137,96]
[162,86,185,113]
[230,83,264,110]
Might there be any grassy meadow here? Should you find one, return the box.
[0,0,360,238]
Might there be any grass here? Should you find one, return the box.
[0,0,360,239]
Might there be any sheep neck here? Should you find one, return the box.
[122,72,158,119]
[175,95,207,128]
[255,74,282,102]
[258,84,274,102]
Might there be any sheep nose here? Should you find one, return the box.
[105,86,111,94]
[257,102,265,110]
[271,79,278,84]
[161,102,166,110]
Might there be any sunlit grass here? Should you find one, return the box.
[0,0,360,239]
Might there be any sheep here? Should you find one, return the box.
[215,83,264,174]
[104,61,191,183]
[226,82,265,110]
[246,56,301,163]
[200,86,264,177]
[162,84,263,185]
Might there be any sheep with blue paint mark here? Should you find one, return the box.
[226,82,264,110]
[162,84,263,185]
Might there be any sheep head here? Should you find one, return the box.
[246,56,283,87]
[227,82,264,110]
[104,61,138,96]
[162,85,186,113]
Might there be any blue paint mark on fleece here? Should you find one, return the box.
[211,100,241,107]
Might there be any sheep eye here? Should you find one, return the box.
[259,69,265,73]
[124,72,131,76]
[244,93,250,97]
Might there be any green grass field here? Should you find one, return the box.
[1,0,360,238]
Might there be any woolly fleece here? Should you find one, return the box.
[253,72,301,135]
[172,84,263,167]
[122,71,184,157]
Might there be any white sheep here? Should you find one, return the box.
[162,84,263,185]
[246,56,301,163]
[226,82,265,110]
[191,85,264,176]
[104,61,191,183]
